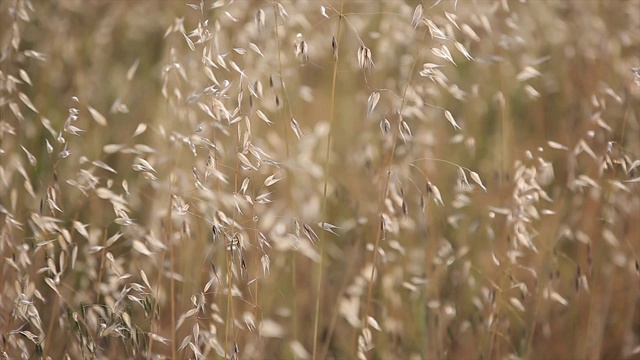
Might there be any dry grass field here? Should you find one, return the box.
[1,0,639,359]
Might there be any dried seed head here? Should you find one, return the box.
[380,118,391,135]
[255,9,265,30]
[380,214,386,239]
[632,67,640,86]
[240,256,247,279]
[295,33,309,62]
[411,4,423,29]
[303,223,319,243]
[367,91,380,118]
[290,118,303,139]
[332,35,338,60]
[357,45,374,69]
[399,120,412,142]
[426,181,444,206]
[212,225,220,242]
[293,218,301,238]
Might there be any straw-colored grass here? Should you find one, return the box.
[1,0,639,359]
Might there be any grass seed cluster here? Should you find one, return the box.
[1,0,639,359]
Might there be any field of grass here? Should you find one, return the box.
[1,0,639,359]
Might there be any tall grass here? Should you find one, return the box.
[1,0,639,359]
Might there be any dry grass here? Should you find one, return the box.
[1,0,639,359]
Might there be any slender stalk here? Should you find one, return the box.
[43,295,59,356]
[271,2,299,343]
[147,246,164,360]
[224,140,241,357]
[148,184,176,359]
[94,231,108,305]
[361,26,426,352]
[499,91,508,187]
[319,222,364,360]
[273,2,290,159]
[313,3,344,359]
[619,99,630,146]
[291,254,298,341]
[168,179,177,360]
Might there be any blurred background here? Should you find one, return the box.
[1,0,639,359]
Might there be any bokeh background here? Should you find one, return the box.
[1,0,639,359]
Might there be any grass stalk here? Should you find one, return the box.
[1,1,637,359]
[361,26,426,349]
[271,2,300,344]
[313,2,344,359]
